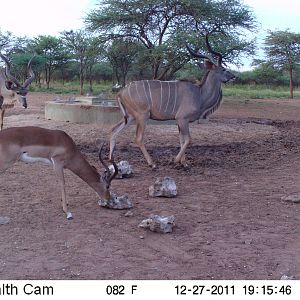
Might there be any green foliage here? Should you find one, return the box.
[0,29,13,49]
[30,79,300,100]
[60,30,105,94]
[107,38,140,86]
[235,64,290,86]
[31,80,112,95]
[85,0,256,80]
[264,30,300,70]
[29,35,63,88]
[253,30,300,98]
[223,84,300,99]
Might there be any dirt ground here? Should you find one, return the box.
[1,93,300,280]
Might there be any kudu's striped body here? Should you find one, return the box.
[0,53,35,130]
[109,35,235,168]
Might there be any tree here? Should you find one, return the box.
[85,37,104,93]
[61,30,101,95]
[30,35,62,89]
[106,38,140,86]
[54,45,72,86]
[85,0,256,81]
[264,30,300,98]
[0,29,13,50]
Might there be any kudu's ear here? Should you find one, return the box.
[204,60,215,70]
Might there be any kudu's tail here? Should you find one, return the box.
[117,96,129,125]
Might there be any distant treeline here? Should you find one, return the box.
[1,1,300,98]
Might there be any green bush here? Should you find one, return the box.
[223,84,300,99]
[31,81,300,99]
[31,81,112,95]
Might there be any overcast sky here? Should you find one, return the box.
[244,0,300,32]
[0,0,97,37]
[0,0,299,69]
[242,0,300,69]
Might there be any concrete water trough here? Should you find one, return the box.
[45,96,122,125]
[45,95,176,125]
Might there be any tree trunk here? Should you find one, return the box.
[88,65,93,94]
[61,69,65,86]
[289,69,293,99]
[79,61,84,95]
[37,73,41,88]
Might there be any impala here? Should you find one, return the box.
[0,53,35,130]
[109,34,235,168]
[0,126,118,220]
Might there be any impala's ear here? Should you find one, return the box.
[204,59,215,70]
[95,138,104,149]
[91,165,99,173]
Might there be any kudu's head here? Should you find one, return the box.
[0,53,35,109]
[98,144,118,200]
[186,34,235,83]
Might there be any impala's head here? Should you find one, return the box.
[186,33,235,83]
[99,144,118,200]
[0,53,35,109]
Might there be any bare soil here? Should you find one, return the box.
[1,93,300,280]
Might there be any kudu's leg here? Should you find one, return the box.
[0,108,5,131]
[179,133,186,163]
[109,116,134,161]
[135,116,156,168]
[52,160,72,220]
[175,120,191,165]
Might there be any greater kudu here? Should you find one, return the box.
[109,35,235,168]
[0,53,35,130]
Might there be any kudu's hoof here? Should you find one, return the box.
[173,159,189,170]
[66,212,73,220]
[149,163,157,170]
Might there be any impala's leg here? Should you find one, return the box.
[175,119,191,165]
[53,162,73,220]
[135,116,155,168]
[0,159,15,174]
[109,116,134,161]
[0,146,19,173]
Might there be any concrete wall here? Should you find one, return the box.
[45,101,176,125]
[45,102,122,125]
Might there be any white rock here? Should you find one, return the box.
[139,214,175,233]
[281,193,300,203]
[149,177,177,197]
[280,274,296,280]
[109,160,133,179]
[98,193,133,209]
[0,216,10,225]
[124,211,134,217]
